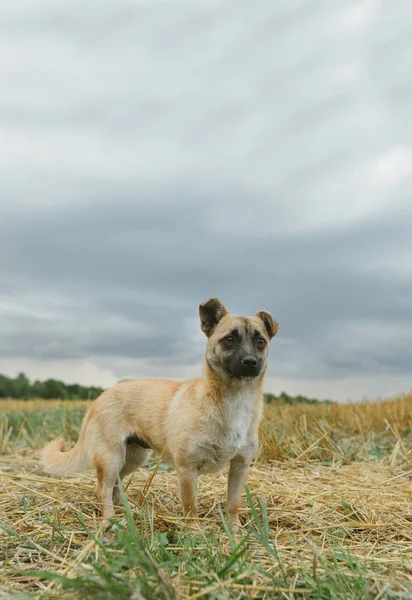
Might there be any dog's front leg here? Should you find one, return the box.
[227,456,249,526]
[177,468,198,518]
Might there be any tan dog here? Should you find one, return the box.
[41,298,279,523]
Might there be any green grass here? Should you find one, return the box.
[1,406,86,451]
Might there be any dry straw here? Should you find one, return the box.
[1,394,412,597]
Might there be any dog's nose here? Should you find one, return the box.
[242,356,258,367]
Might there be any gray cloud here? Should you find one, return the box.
[1,193,411,381]
[1,0,412,397]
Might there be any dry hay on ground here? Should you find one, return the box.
[2,446,412,598]
[2,394,412,598]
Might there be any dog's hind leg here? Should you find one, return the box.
[94,447,126,518]
[177,467,198,518]
[113,445,152,506]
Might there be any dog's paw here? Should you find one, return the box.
[192,522,208,538]
[228,518,247,541]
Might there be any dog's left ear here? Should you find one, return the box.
[255,310,279,339]
[199,297,228,337]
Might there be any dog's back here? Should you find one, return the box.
[41,378,182,476]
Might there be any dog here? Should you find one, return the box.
[41,298,279,524]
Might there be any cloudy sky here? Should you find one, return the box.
[1,0,412,401]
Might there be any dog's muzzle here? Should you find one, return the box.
[233,355,261,378]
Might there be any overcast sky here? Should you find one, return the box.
[1,0,412,401]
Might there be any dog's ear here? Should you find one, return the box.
[255,310,279,339]
[199,298,228,337]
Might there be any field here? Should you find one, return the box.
[1,395,412,599]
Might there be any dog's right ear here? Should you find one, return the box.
[199,298,228,337]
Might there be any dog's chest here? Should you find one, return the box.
[224,392,254,450]
[193,392,256,474]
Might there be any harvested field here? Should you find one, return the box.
[1,395,412,599]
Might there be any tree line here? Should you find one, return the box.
[264,392,332,405]
[0,372,332,404]
[0,372,104,400]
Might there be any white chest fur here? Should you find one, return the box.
[186,388,259,475]
[224,391,255,450]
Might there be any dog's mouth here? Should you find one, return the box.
[230,363,261,379]
[237,367,261,379]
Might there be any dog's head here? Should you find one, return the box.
[199,297,279,381]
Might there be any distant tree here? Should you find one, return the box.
[89,386,104,400]
[42,379,68,400]
[264,393,276,404]
[31,380,46,398]
[0,374,15,398]
[14,372,30,399]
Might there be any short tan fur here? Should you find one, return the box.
[41,298,279,523]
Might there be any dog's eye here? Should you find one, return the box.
[223,336,234,346]
[256,337,266,349]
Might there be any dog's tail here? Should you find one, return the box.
[41,437,88,476]
[41,405,93,476]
